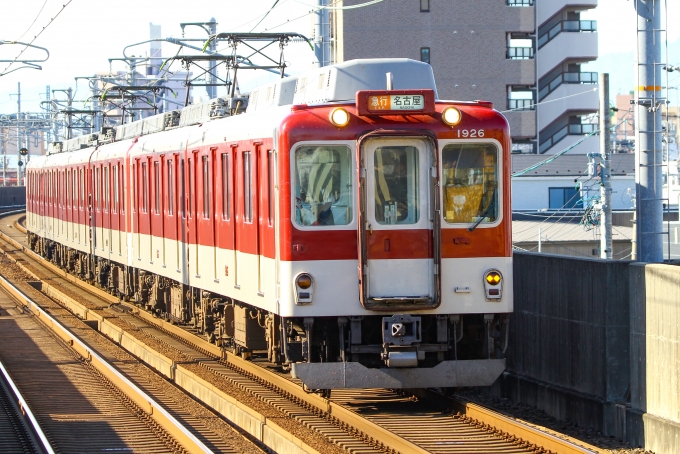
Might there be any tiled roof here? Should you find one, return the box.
[512,219,634,243]
[511,153,635,177]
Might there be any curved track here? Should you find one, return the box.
[7,211,604,454]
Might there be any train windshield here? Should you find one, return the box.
[294,145,353,226]
[374,146,420,225]
[441,143,498,224]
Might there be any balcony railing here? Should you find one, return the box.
[507,46,534,59]
[508,99,535,111]
[507,0,533,5]
[537,20,597,49]
[539,123,597,153]
[538,71,597,100]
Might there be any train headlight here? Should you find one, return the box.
[295,273,314,304]
[483,270,503,301]
[329,108,350,128]
[441,106,462,126]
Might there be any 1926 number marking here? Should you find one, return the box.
[457,129,485,138]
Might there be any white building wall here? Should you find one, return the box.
[512,175,635,211]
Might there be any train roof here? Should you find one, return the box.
[43,59,439,157]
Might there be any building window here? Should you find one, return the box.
[507,0,533,5]
[420,47,430,64]
[420,0,429,12]
[549,187,582,210]
[507,88,535,111]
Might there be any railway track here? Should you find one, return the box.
[3,211,605,454]
[0,357,54,454]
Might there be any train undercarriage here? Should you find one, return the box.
[28,233,509,389]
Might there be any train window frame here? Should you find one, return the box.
[221,153,230,221]
[154,161,160,215]
[167,160,174,216]
[113,165,118,214]
[268,149,275,226]
[438,138,503,229]
[142,162,148,214]
[95,167,101,211]
[202,155,210,220]
[243,151,253,223]
[290,140,357,231]
[104,166,110,213]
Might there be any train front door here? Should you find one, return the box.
[359,137,439,309]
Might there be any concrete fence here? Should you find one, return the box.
[499,252,680,453]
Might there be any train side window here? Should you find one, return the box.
[441,143,499,225]
[294,145,353,227]
[79,168,84,209]
[154,161,160,215]
[131,164,136,212]
[104,166,110,212]
[188,158,194,217]
[243,151,252,223]
[221,153,230,220]
[67,170,71,208]
[142,162,148,213]
[119,164,124,214]
[202,155,210,219]
[180,160,185,218]
[96,167,101,211]
[113,165,118,214]
[168,161,174,216]
[268,150,275,226]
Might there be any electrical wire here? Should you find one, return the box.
[14,0,49,42]
[250,0,282,32]
[500,87,598,114]
[0,0,73,77]
[293,0,385,9]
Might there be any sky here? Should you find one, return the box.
[1,0,679,114]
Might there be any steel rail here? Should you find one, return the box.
[7,213,604,454]
[0,273,214,454]
[0,360,55,454]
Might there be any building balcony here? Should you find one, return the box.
[539,124,598,154]
[507,0,533,5]
[537,0,598,27]
[505,59,536,85]
[507,46,534,59]
[538,83,598,131]
[537,30,598,78]
[505,110,537,139]
[538,20,597,50]
[504,4,535,33]
[539,71,597,101]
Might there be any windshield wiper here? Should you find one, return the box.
[468,193,495,232]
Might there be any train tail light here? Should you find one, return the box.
[483,270,503,301]
[295,273,314,304]
[329,108,350,127]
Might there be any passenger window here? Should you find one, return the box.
[154,161,160,214]
[294,145,352,227]
[243,152,252,223]
[168,161,174,216]
[441,143,499,224]
[374,146,419,225]
[221,153,230,220]
[202,156,210,219]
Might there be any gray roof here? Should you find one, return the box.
[512,219,633,243]
[512,153,635,177]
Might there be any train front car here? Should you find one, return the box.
[276,60,512,389]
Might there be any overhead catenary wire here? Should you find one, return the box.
[13,0,49,42]
[0,0,73,77]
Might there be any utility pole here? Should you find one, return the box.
[634,0,664,262]
[313,0,330,67]
[17,82,21,187]
[600,73,613,259]
[207,18,217,99]
[0,123,5,186]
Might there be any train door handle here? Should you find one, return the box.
[368,223,373,235]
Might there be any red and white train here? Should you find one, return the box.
[26,59,512,389]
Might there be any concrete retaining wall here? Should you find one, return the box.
[0,186,25,207]
[502,252,680,452]
[628,263,680,453]
[498,252,631,435]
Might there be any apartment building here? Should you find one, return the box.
[332,0,599,155]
